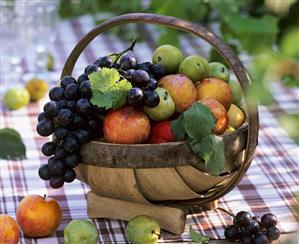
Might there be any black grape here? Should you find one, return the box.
[48,158,65,176]
[41,142,56,156]
[65,154,81,168]
[143,90,160,108]
[64,84,80,100]
[78,74,88,84]
[119,54,137,70]
[38,165,51,180]
[261,213,277,228]
[234,211,252,227]
[85,64,98,75]
[60,76,76,88]
[76,99,91,114]
[57,109,73,127]
[79,80,92,99]
[49,176,64,188]
[97,56,113,67]
[63,136,79,153]
[36,119,54,137]
[136,62,152,73]
[151,63,166,79]
[49,87,64,101]
[54,146,68,160]
[43,101,59,117]
[64,169,76,183]
[126,87,143,106]
[224,225,242,241]
[132,70,150,87]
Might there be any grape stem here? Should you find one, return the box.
[216,207,235,218]
[113,37,137,63]
[43,194,46,200]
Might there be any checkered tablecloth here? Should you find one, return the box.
[0,16,298,244]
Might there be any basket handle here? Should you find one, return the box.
[61,13,259,201]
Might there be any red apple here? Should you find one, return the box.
[0,214,20,244]
[16,194,62,237]
[103,106,150,144]
[148,121,175,144]
[159,74,197,112]
[199,98,228,135]
[196,78,232,110]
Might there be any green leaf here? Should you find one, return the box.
[189,226,210,244]
[171,114,186,141]
[199,135,225,176]
[90,91,113,109]
[183,103,215,139]
[89,68,120,93]
[222,14,279,54]
[0,128,26,160]
[89,68,132,109]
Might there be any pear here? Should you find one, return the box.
[179,55,209,83]
[4,88,30,110]
[125,215,161,244]
[152,45,183,74]
[143,87,175,121]
[228,80,243,104]
[64,220,99,244]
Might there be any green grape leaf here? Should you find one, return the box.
[199,135,225,176]
[183,103,215,140]
[89,68,132,109]
[0,128,26,160]
[89,67,120,92]
[189,226,210,244]
[90,91,113,109]
[171,114,186,141]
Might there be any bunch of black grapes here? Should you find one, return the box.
[37,39,167,188]
[94,49,167,109]
[37,65,105,188]
[224,211,280,243]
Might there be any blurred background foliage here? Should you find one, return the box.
[58,0,299,142]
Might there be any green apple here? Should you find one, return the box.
[152,45,183,74]
[144,87,175,121]
[64,220,99,244]
[209,62,230,82]
[125,215,161,244]
[4,88,30,110]
[178,55,209,83]
[228,80,243,104]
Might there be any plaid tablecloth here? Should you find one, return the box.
[0,16,298,243]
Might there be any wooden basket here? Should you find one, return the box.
[61,13,259,235]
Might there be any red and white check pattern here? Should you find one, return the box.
[0,16,298,243]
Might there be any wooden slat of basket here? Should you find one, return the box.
[134,168,202,201]
[75,164,149,203]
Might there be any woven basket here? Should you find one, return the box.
[61,13,259,234]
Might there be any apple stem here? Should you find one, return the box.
[216,207,235,218]
[43,194,46,200]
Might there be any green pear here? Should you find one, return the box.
[152,45,183,74]
[144,87,175,121]
[64,220,99,244]
[228,80,243,104]
[125,215,161,244]
[209,62,230,82]
[4,88,30,110]
[178,55,209,83]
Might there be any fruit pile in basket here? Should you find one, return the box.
[36,39,246,188]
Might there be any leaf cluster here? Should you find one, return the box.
[171,103,225,176]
